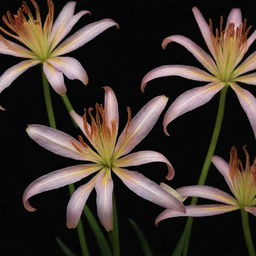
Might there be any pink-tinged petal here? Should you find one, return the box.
[192,7,215,56]
[113,167,185,212]
[23,164,101,212]
[160,182,186,202]
[0,60,39,94]
[234,51,256,76]
[163,82,224,135]
[48,57,88,85]
[230,83,256,138]
[104,86,119,131]
[155,204,239,224]
[43,61,66,95]
[247,30,256,50]
[66,176,96,228]
[245,207,256,216]
[235,73,256,85]
[95,169,114,231]
[53,19,118,56]
[162,35,217,74]
[177,185,238,205]
[226,8,242,28]
[116,150,175,180]
[26,124,89,161]
[141,65,216,92]
[114,95,168,157]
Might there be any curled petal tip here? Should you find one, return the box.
[163,125,170,136]
[161,37,173,49]
[23,198,37,212]
[165,166,175,180]
[0,105,6,111]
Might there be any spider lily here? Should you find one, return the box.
[0,0,118,95]
[23,87,184,231]
[156,146,256,223]
[141,7,256,136]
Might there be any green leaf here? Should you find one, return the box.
[56,237,78,256]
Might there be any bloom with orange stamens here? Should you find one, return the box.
[0,0,118,95]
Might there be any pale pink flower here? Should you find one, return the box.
[23,87,184,231]
[0,0,118,95]
[141,7,256,136]
[156,147,256,224]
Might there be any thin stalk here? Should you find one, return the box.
[41,68,90,256]
[240,209,255,256]
[172,86,228,256]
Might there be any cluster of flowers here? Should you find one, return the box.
[0,0,255,248]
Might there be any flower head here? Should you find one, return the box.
[156,146,256,224]
[0,0,118,95]
[23,87,184,231]
[141,7,256,136]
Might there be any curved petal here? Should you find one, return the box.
[155,204,239,224]
[160,182,186,202]
[48,57,88,85]
[114,95,168,158]
[226,8,242,28]
[95,169,114,231]
[53,19,118,56]
[66,175,96,228]
[23,164,101,212]
[162,35,217,74]
[230,83,256,138]
[141,65,216,92]
[116,150,175,180]
[0,59,39,94]
[192,7,215,56]
[43,61,66,95]
[245,207,256,216]
[26,124,95,161]
[177,185,238,205]
[113,167,185,212]
[163,82,224,135]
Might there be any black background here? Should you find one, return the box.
[1,0,255,255]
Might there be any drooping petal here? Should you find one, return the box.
[192,7,215,56]
[66,175,96,228]
[226,8,242,28]
[53,19,118,56]
[26,124,95,161]
[0,59,39,93]
[114,95,168,158]
[177,185,238,205]
[245,207,256,216]
[230,83,256,138]
[113,167,185,212]
[141,65,216,92]
[163,82,224,135]
[116,150,175,180]
[48,57,88,85]
[43,61,66,95]
[155,204,239,224]
[162,35,217,74]
[23,164,101,212]
[95,169,114,231]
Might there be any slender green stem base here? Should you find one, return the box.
[241,209,256,256]
[172,86,228,256]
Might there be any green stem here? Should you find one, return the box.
[241,209,256,256]
[41,69,89,256]
[172,86,228,256]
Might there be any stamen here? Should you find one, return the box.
[78,135,89,148]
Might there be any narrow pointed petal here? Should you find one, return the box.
[43,61,66,95]
[114,95,168,157]
[163,82,224,135]
[177,185,238,205]
[53,19,118,56]
[230,83,256,138]
[23,164,101,212]
[104,86,119,131]
[162,35,217,74]
[245,207,256,216]
[116,150,175,180]
[235,73,256,85]
[48,57,88,85]
[0,60,39,94]
[156,205,239,224]
[141,65,216,92]
[66,176,96,228]
[113,167,185,212]
[226,8,242,28]
[192,7,215,56]
[247,30,256,50]
[26,124,89,161]
[160,182,186,202]
[233,51,256,76]
[95,170,114,231]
